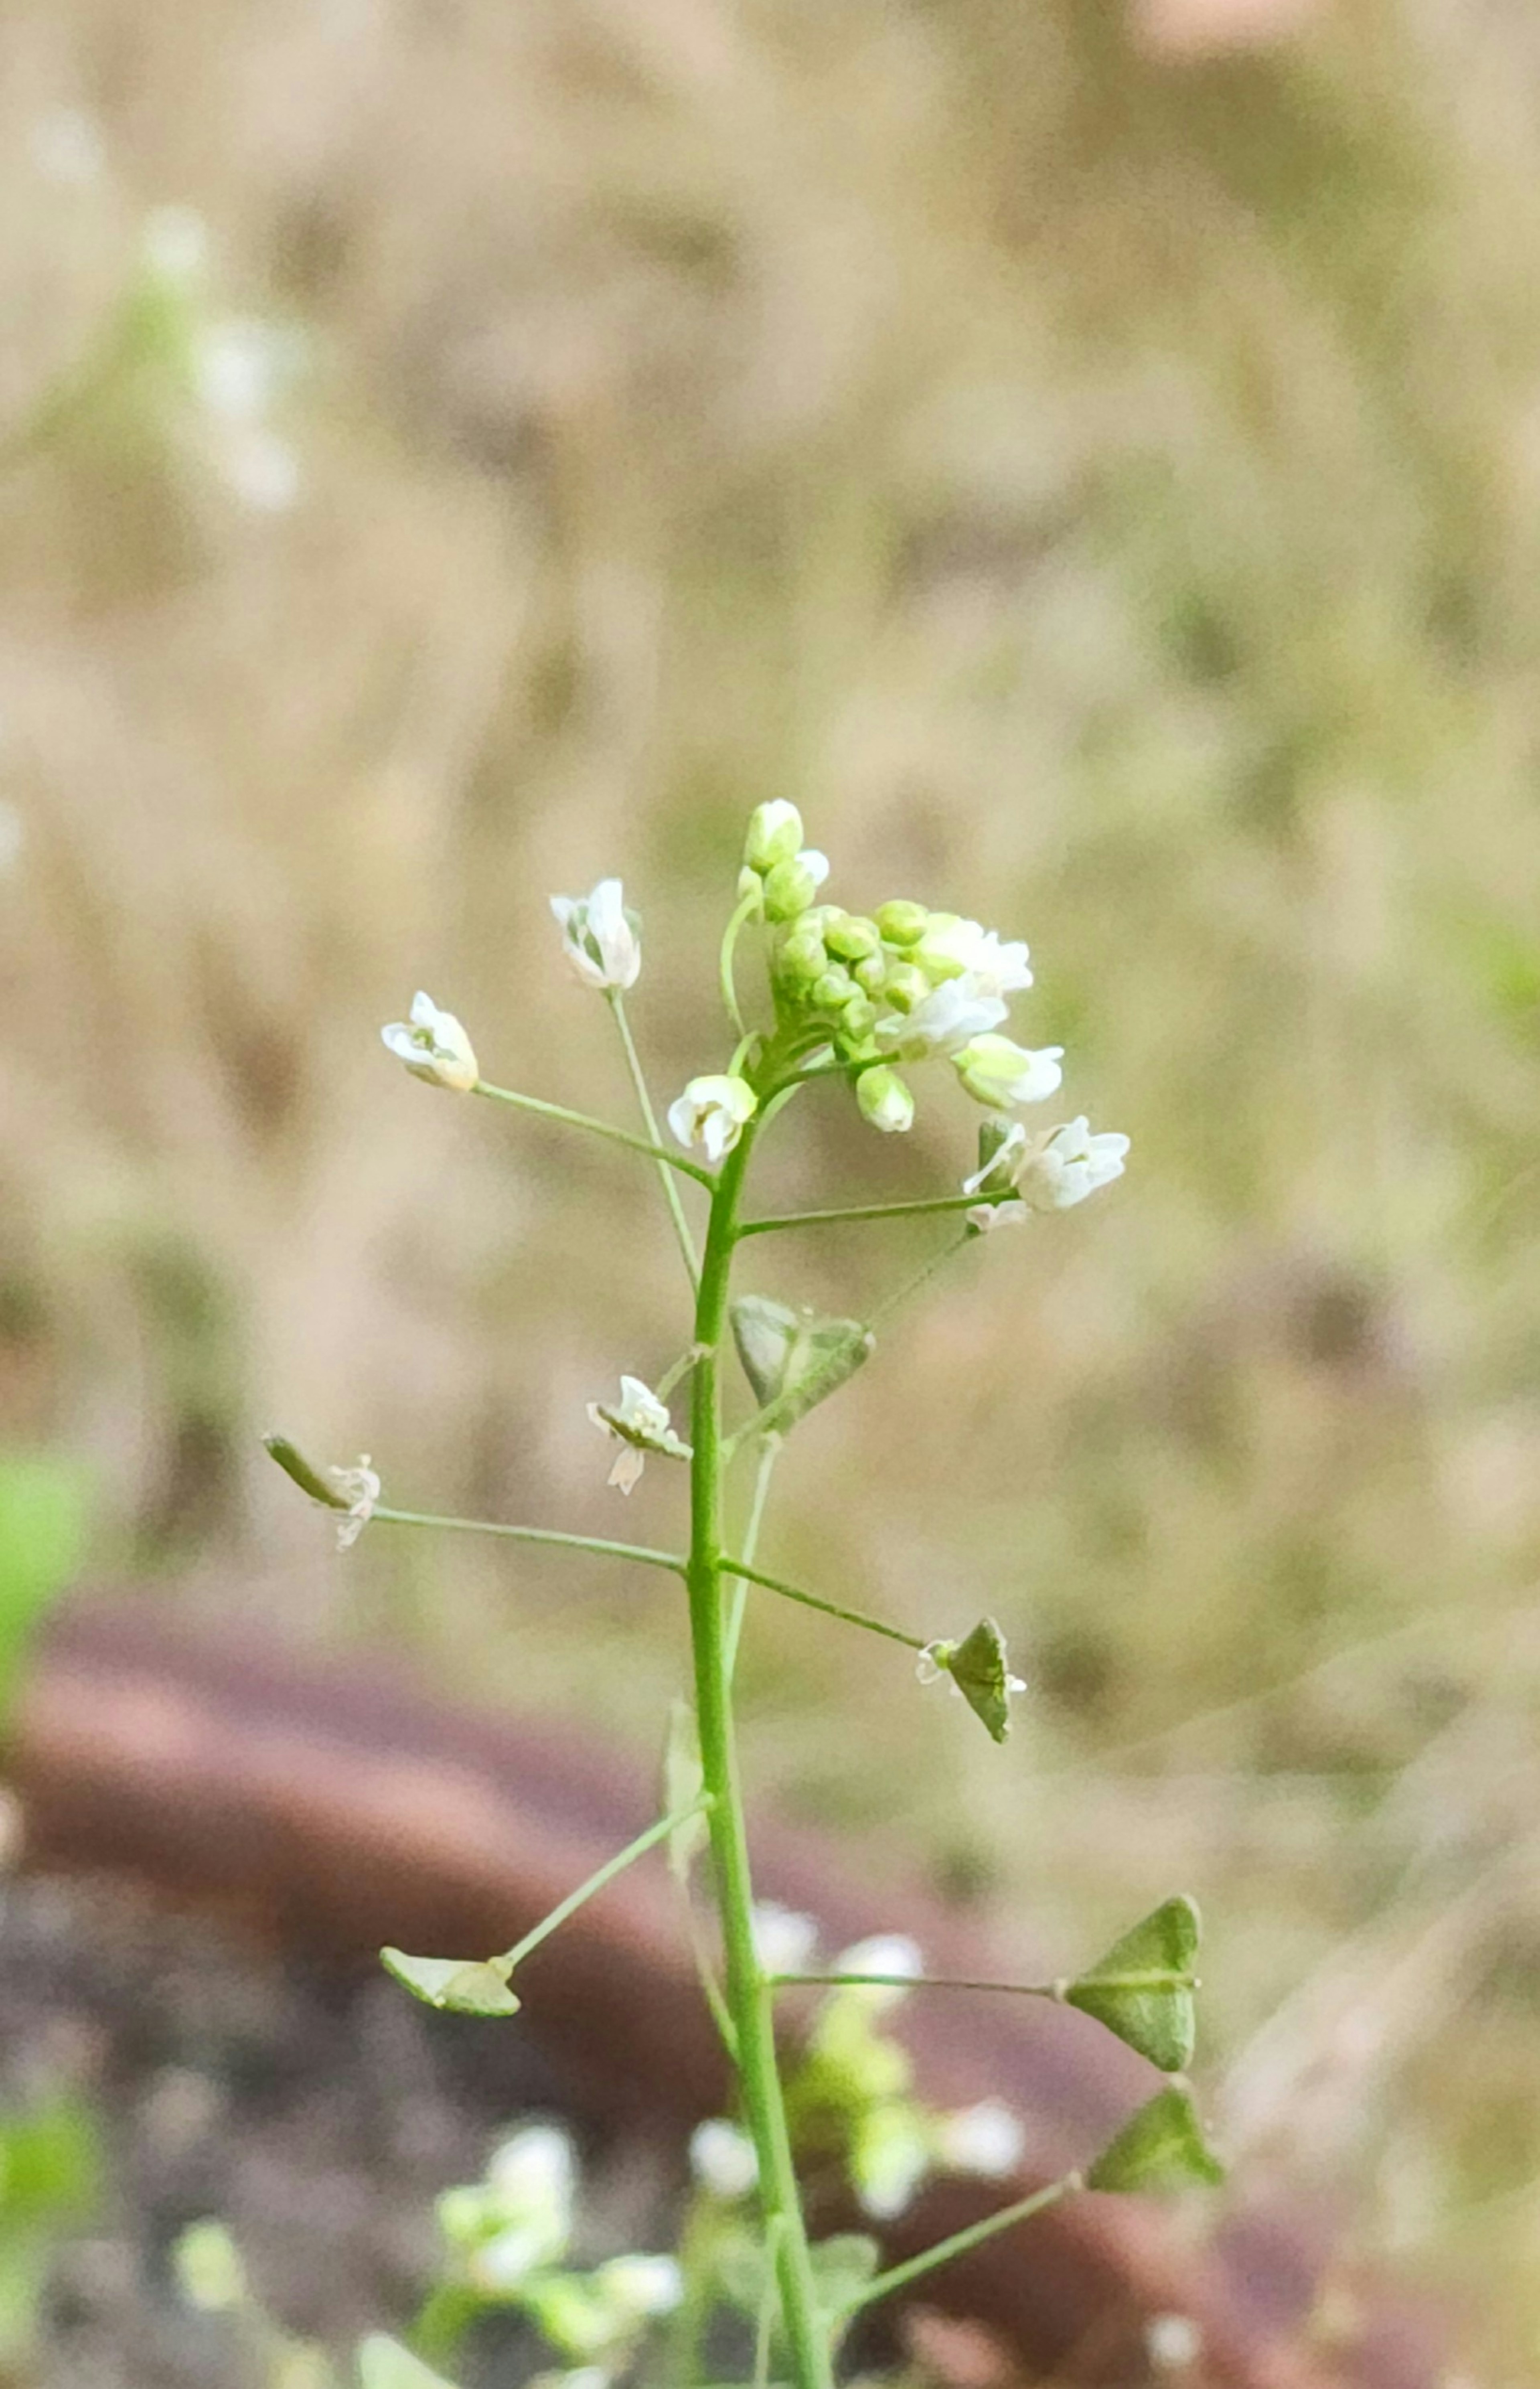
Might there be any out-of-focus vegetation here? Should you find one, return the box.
[4,0,1540,2369]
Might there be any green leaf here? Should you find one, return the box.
[0,2093,101,2223]
[730,1298,873,1430]
[263,1435,346,1509]
[1085,2086,1224,2194]
[379,1949,520,2018]
[931,1617,1021,1744]
[661,1699,709,1883]
[357,2336,462,2389]
[0,1455,89,1741]
[1064,1897,1200,2073]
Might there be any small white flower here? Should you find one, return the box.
[381,992,480,1092]
[952,1033,1064,1111]
[689,2118,759,2199]
[586,1375,691,1494]
[918,916,1032,999]
[937,2100,1025,2179]
[667,1073,757,1163]
[550,877,641,991]
[751,1901,819,1975]
[487,2125,576,2245]
[1015,1116,1130,1212]
[1146,2314,1203,2373]
[832,1933,924,2011]
[470,2223,555,2294]
[594,2254,684,2323]
[875,976,1007,1061]
[329,1455,380,1551]
[852,2106,932,2220]
[30,108,105,188]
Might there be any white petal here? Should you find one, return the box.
[608,1445,646,1494]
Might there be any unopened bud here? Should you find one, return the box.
[825,914,881,963]
[857,1068,915,1134]
[880,960,930,1014]
[777,928,828,984]
[811,966,856,1011]
[840,993,877,1040]
[744,800,805,874]
[875,899,929,946]
[854,954,888,995]
[763,851,829,921]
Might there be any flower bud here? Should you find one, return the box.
[776,928,828,984]
[744,800,805,874]
[857,1067,915,1134]
[550,878,642,991]
[880,960,930,1014]
[380,992,480,1092]
[811,966,855,1011]
[875,899,929,946]
[853,954,888,995]
[762,851,830,921]
[952,1033,1064,1110]
[824,913,881,963]
[839,993,877,1040]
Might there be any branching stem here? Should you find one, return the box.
[474,1078,716,1187]
[371,1506,684,1576]
[608,990,702,1287]
[499,1799,712,1971]
[831,2173,1082,2317]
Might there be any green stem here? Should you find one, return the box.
[608,990,701,1288]
[833,2173,1082,2318]
[686,1124,834,2389]
[371,1506,684,1575]
[499,1799,711,1970]
[869,1229,974,1328]
[474,1078,716,1187]
[719,888,760,1038]
[725,1435,782,1681]
[739,1193,996,1237]
[721,1557,924,1653]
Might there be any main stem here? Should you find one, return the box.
[687,1124,833,2389]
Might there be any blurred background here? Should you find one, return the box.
[4,0,1540,2376]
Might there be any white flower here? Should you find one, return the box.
[689,2119,759,2199]
[329,1455,380,1551]
[667,1073,757,1163]
[875,976,1007,1061]
[1015,1116,1130,1212]
[550,877,641,991]
[952,1034,1064,1111]
[1146,2314,1204,2373]
[381,992,480,1092]
[593,2255,684,2323]
[967,1200,1028,1233]
[852,2106,932,2220]
[751,1902,819,1974]
[486,2125,576,2249]
[918,916,1032,999]
[937,2100,1026,2179]
[832,1933,924,2012]
[586,1375,691,1494]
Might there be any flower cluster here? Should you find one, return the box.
[962,1114,1130,1231]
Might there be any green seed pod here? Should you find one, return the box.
[811,967,856,1011]
[825,914,881,964]
[875,900,929,946]
[853,954,888,995]
[881,961,930,1014]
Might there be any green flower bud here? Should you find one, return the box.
[875,900,929,946]
[881,961,930,1015]
[777,928,828,984]
[856,1068,915,1134]
[840,993,877,1040]
[744,800,805,874]
[915,912,967,981]
[825,914,881,963]
[763,851,829,922]
[853,954,888,995]
[811,966,856,1011]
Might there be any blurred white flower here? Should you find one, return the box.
[216,426,301,513]
[689,2118,759,2199]
[381,992,480,1092]
[851,2105,931,2220]
[586,1376,691,1495]
[1146,2313,1203,2373]
[329,1456,380,1551]
[141,204,210,286]
[952,1033,1064,1111]
[593,2255,684,2324]
[551,878,641,991]
[917,916,1032,998]
[832,1933,923,2011]
[30,108,105,188]
[937,2100,1025,2178]
[668,1073,757,1163]
[751,1902,819,1975]
[1015,1116,1129,1211]
[875,976,1006,1061]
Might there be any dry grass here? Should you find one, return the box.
[4,0,1540,2370]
